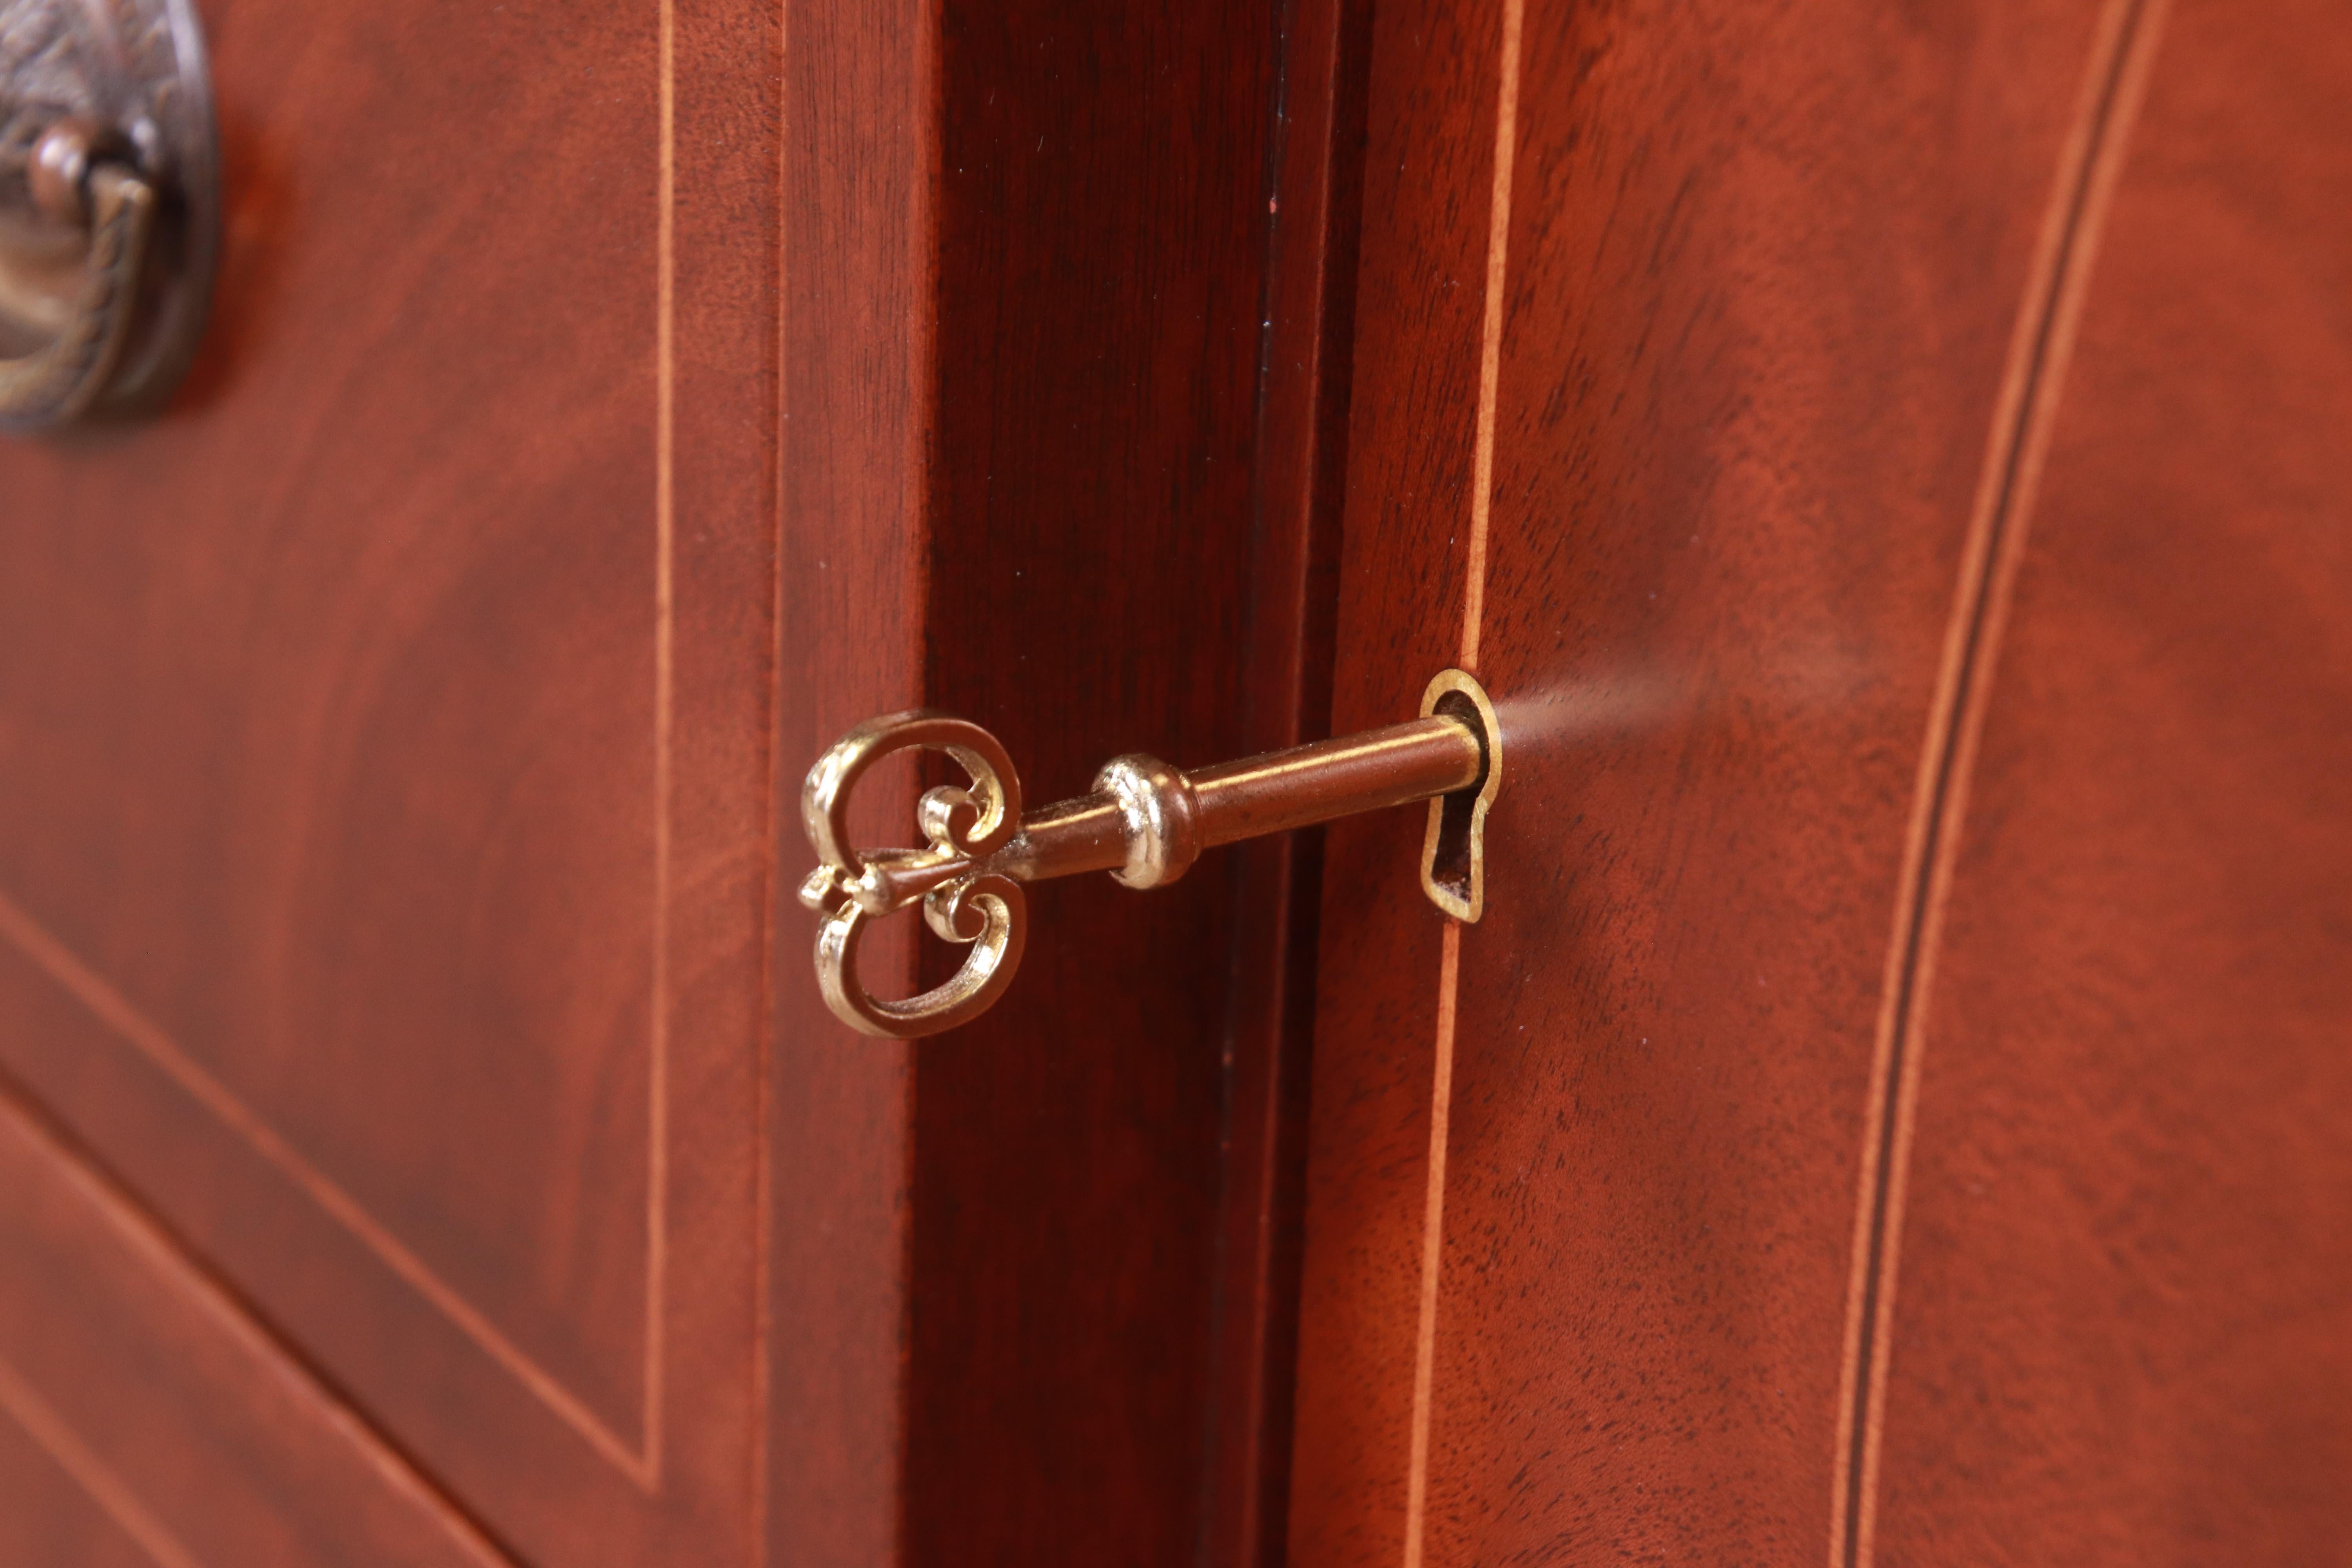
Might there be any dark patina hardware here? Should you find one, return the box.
[1,0,219,432]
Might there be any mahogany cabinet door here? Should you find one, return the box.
[1286,0,2352,1564]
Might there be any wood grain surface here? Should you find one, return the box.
[768,0,929,1559]
[0,1083,504,1567]
[1282,0,2217,1563]
[1290,0,2352,1563]
[0,0,779,1559]
[775,1,1386,1558]
[5,0,2343,1560]
[901,2,1297,1562]
[9,0,1329,1557]
[1868,0,2352,1559]
[0,1413,162,1568]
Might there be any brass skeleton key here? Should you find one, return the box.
[798,670,1501,1038]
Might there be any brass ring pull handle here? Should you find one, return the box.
[1,0,221,434]
[799,668,1503,1040]
[0,124,156,426]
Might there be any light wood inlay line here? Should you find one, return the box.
[1827,2,2172,1563]
[0,888,654,1484]
[645,0,678,1493]
[1456,0,1525,675]
[0,1077,519,1565]
[1402,921,1463,1568]
[0,1357,203,1568]
[749,0,791,1555]
[1404,3,1526,1562]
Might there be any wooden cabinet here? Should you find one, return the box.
[0,0,2345,1563]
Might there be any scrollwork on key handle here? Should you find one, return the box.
[797,711,1032,1038]
[799,671,1503,1040]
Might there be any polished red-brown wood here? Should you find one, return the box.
[907,0,1276,1539]
[768,2,929,1560]
[0,1084,502,1566]
[8,0,2343,1561]
[1290,0,2352,1563]
[9,0,1336,1558]
[0,0,778,1560]
[776,0,1345,1561]
[1275,0,2345,1562]
[1870,1,2352,1559]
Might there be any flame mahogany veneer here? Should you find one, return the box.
[0,0,2345,1564]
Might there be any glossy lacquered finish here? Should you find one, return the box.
[1286,0,2352,1564]
[0,1,780,1559]
[1870,1,2352,1559]
[3,0,2345,1561]
[771,0,1350,1560]
[0,0,1334,1559]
